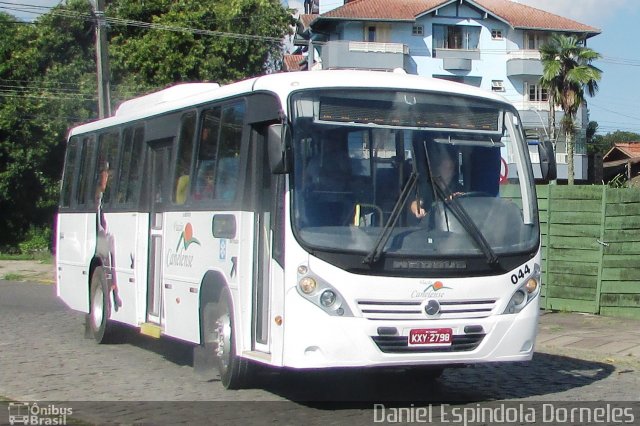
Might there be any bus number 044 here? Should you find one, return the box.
[510,264,531,284]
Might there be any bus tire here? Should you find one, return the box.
[203,287,251,389]
[87,266,114,343]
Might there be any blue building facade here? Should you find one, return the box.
[290,0,600,181]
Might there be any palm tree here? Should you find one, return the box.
[540,34,602,184]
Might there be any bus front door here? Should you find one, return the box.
[251,135,280,354]
[145,140,173,333]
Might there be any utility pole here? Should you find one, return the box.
[93,0,111,118]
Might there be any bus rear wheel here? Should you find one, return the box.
[203,287,252,389]
[87,266,114,343]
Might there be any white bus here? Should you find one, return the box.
[56,70,556,389]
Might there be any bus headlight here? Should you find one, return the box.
[296,264,353,317]
[512,289,526,306]
[299,277,317,294]
[525,278,538,294]
[502,264,540,315]
[320,290,336,307]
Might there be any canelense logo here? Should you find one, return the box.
[411,281,451,298]
[175,223,200,251]
[167,223,199,268]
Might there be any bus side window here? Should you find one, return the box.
[60,137,79,208]
[95,132,119,208]
[126,127,145,205]
[115,126,145,206]
[192,102,244,203]
[116,128,134,204]
[173,112,196,205]
[213,103,244,201]
[76,135,96,208]
[194,108,221,201]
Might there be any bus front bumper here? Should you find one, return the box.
[281,292,539,369]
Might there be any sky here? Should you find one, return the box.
[514,0,640,135]
[2,0,639,135]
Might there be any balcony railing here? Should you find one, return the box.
[506,50,542,77]
[348,41,409,55]
[320,40,412,72]
[506,50,541,60]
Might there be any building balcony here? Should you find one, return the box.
[320,41,413,72]
[433,48,480,71]
[506,50,543,77]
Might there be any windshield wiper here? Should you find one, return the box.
[363,171,417,265]
[432,176,499,266]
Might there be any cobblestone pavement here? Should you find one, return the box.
[0,279,638,425]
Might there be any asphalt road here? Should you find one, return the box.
[1,280,638,425]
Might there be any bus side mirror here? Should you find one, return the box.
[267,124,291,174]
[538,139,557,182]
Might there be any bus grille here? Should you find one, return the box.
[356,298,497,320]
[371,334,485,353]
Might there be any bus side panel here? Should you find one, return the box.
[102,212,141,327]
[161,211,203,343]
[161,211,245,344]
[158,210,255,350]
[56,212,94,312]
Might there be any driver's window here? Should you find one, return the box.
[465,145,501,196]
[347,131,371,177]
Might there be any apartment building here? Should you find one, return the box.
[287,0,600,181]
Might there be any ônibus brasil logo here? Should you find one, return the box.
[168,223,200,268]
[411,281,451,298]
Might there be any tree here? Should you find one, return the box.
[0,0,294,250]
[591,130,640,156]
[540,34,602,184]
[107,0,295,102]
[586,120,600,154]
[0,1,97,250]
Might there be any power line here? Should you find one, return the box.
[589,102,640,123]
[15,6,290,45]
[0,78,87,89]
[0,1,53,20]
[0,91,96,101]
[0,80,141,96]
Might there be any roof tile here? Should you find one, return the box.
[604,142,640,160]
[319,0,600,34]
[477,0,599,33]
[283,54,306,72]
[322,0,444,21]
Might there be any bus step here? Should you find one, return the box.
[140,323,162,338]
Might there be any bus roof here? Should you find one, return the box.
[68,70,512,137]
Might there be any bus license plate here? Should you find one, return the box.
[408,328,453,346]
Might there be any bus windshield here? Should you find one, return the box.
[290,89,538,262]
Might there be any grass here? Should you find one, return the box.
[2,273,26,281]
[0,251,54,282]
[0,251,53,263]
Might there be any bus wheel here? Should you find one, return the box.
[203,287,251,389]
[87,266,114,343]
